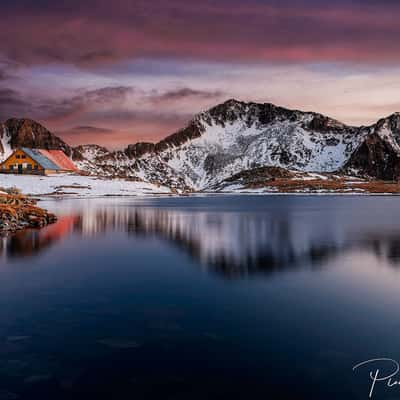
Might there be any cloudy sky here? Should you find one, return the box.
[1,0,400,148]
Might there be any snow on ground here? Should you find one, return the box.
[297,173,329,181]
[214,184,278,194]
[215,184,367,195]
[0,174,172,197]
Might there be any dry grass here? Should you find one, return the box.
[351,181,400,194]
[245,177,400,194]
[0,186,22,196]
[0,204,18,218]
[0,192,56,231]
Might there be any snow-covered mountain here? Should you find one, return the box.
[72,99,371,189]
[3,100,400,190]
[150,100,366,189]
[147,101,400,187]
[73,144,190,190]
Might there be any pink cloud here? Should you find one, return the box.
[2,0,400,148]
[1,0,400,66]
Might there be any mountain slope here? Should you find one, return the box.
[343,113,400,180]
[0,119,72,161]
[75,100,369,190]
[148,100,367,189]
[4,101,400,191]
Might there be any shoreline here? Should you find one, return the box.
[2,188,398,234]
[33,191,400,201]
[2,173,400,201]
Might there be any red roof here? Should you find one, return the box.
[38,149,78,171]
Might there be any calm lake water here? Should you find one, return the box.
[1,195,400,399]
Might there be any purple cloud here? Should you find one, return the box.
[1,0,400,66]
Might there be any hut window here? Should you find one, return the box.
[9,165,14,170]
[27,164,32,170]
[16,155,20,159]
[34,164,38,170]
[21,155,26,159]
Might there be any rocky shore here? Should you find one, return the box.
[0,188,57,232]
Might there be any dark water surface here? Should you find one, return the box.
[1,195,400,399]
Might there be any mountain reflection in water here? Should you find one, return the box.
[2,197,400,276]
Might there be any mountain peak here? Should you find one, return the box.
[5,118,48,128]
[375,112,400,131]
[385,112,400,121]
[2,118,72,156]
[221,98,244,106]
[209,98,276,113]
[220,98,277,108]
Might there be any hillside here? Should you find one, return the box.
[2,100,400,192]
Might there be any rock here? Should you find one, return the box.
[125,142,155,158]
[3,118,72,156]
[343,115,400,180]
[0,193,57,232]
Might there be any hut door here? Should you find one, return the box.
[18,164,22,174]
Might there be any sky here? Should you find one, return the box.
[1,0,400,148]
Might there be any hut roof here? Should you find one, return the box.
[22,148,61,170]
[38,149,77,171]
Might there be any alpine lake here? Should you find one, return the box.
[1,195,400,399]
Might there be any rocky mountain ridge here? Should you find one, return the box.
[1,118,72,158]
[342,113,400,180]
[2,100,400,191]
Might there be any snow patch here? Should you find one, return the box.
[0,174,172,197]
[0,126,13,161]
